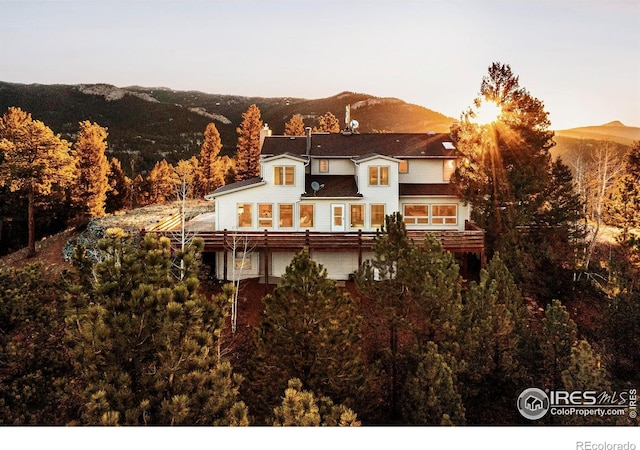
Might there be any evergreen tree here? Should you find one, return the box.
[560,340,612,425]
[105,157,132,213]
[272,379,360,426]
[195,122,225,196]
[284,114,306,136]
[234,104,263,182]
[604,291,640,380]
[540,299,577,388]
[73,121,110,218]
[452,63,582,297]
[607,141,640,243]
[356,213,463,421]
[457,254,534,422]
[0,264,77,424]
[313,112,341,133]
[246,249,363,424]
[0,107,75,256]
[146,159,176,204]
[401,342,465,425]
[64,231,248,425]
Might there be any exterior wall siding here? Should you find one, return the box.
[398,159,457,184]
[310,158,354,175]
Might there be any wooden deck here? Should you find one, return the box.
[145,215,484,255]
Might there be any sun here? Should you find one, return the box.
[474,99,502,125]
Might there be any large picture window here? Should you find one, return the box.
[403,204,429,224]
[258,204,273,228]
[370,204,385,228]
[300,204,314,228]
[350,204,365,228]
[431,204,457,225]
[368,166,389,186]
[237,203,253,228]
[274,166,295,185]
[279,204,294,228]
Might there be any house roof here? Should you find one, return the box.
[302,175,362,198]
[261,133,461,159]
[205,177,264,198]
[399,183,458,196]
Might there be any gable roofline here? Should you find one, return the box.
[261,152,309,164]
[204,177,265,199]
[352,153,402,163]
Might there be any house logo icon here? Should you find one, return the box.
[517,388,550,420]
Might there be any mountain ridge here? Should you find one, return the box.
[1,81,637,175]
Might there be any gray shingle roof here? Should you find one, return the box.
[261,133,460,159]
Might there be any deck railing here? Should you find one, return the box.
[146,221,484,254]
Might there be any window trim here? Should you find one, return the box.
[403,204,430,225]
[370,204,386,228]
[443,159,456,182]
[234,251,251,270]
[237,203,253,228]
[278,203,294,228]
[258,203,273,229]
[368,165,390,186]
[299,203,315,229]
[350,204,365,229]
[274,165,295,186]
[431,204,458,225]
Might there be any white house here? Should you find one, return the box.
[201,125,484,281]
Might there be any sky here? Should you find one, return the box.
[0,0,639,130]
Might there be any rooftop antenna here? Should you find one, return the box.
[310,181,325,196]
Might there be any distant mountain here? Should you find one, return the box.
[555,121,640,146]
[551,121,639,166]
[0,81,454,174]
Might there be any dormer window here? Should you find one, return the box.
[369,166,389,186]
[274,166,295,185]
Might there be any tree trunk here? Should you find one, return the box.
[27,185,36,257]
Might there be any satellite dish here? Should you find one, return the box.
[350,119,359,130]
[310,181,324,196]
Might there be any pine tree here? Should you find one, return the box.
[105,157,132,213]
[284,114,306,136]
[457,254,533,422]
[146,159,176,204]
[195,122,225,196]
[560,340,612,425]
[607,141,640,243]
[540,299,577,388]
[0,264,77,424]
[272,379,360,426]
[247,249,363,424]
[64,231,248,425]
[401,342,466,425]
[73,121,110,218]
[0,107,75,256]
[452,63,582,297]
[356,213,463,421]
[313,112,341,133]
[234,104,263,182]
